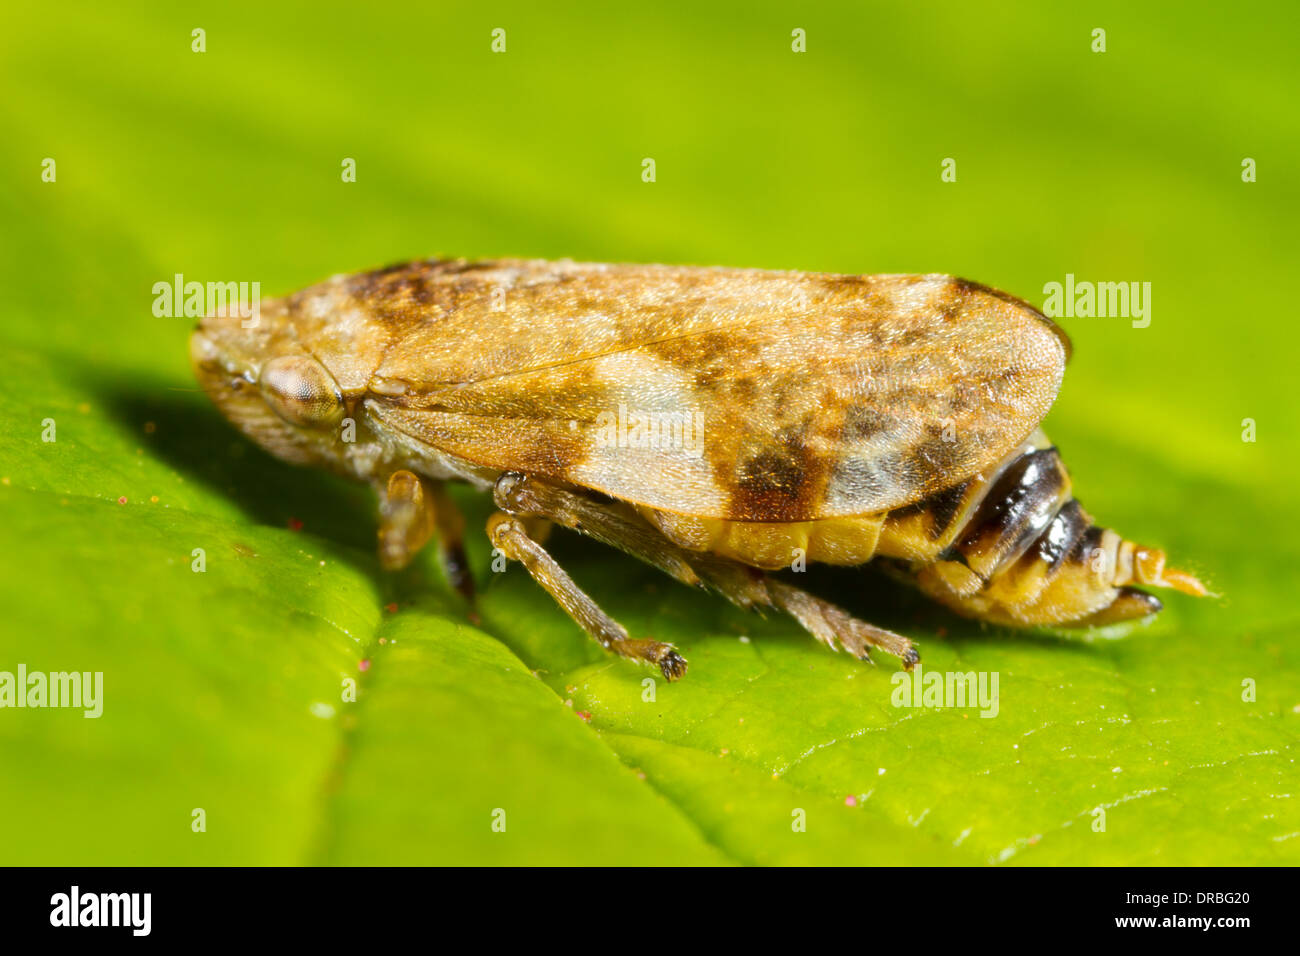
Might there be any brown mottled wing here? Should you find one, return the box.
[355,260,1069,521]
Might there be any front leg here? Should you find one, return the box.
[376,470,475,601]
[486,510,688,681]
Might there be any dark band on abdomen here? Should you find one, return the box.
[877,434,1160,626]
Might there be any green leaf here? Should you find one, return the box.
[1,0,1297,865]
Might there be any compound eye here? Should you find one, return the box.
[259,355,344,429]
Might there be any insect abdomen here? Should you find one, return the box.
[638,431,1203,628]
[878,433,1206,626]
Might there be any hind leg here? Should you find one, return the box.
[764,579,918,667]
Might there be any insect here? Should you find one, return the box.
[191,259,1207,680]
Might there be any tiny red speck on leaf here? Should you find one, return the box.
[287,517,303,531]
[358,659,371,672]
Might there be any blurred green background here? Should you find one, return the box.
[1,1,1296,864]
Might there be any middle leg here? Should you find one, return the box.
[486,510,689,680]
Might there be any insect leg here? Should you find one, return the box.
[377,471,475,601]
[764,579,919,669]
[378,470,437,571]
[428,481,476,601]
[493,473,705,589]
[493,472,779,609]
[485,509,688,681]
